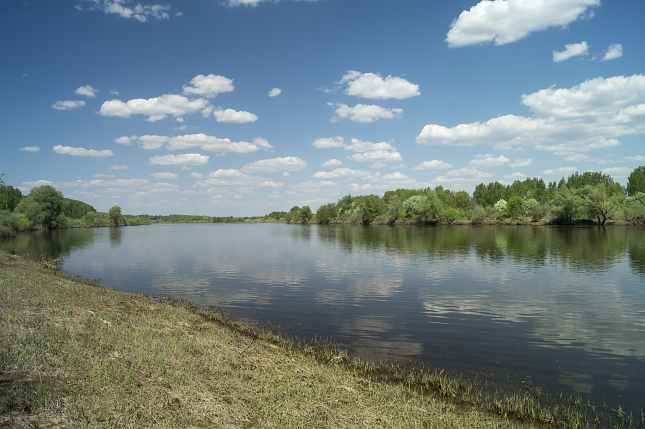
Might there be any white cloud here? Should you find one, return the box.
[166,134,271,154]
[242,156,307,175]
[116,135,169,150]
[149,153,210,166]
[75,84,98,97]
[99,94,209,121]
[553,41,589,62]
[268,88,282,97]
[224,0,318,7]
[602,166,632,177]
[414,160,452,171]
[313,168,368,180]
[434,168,493,184]
[150,172,178,179]
[111,164,129,171]
[470,154,532,167]
[313,137,344,149]
[602,44,623,61]
[543,166,578,176]
[182,74,234,98]
[322,159,343,168]
[19,146,40,153]
[52,100,86,111]
[344,138,402,164]
[340,71,420,100]
[53,145,113,158]
[625,155,645,162]
[77,0,175,22]
[213,108,258,124]
[446,0,600,47]
[333,103,403,123]
[190,172,204,179]
[417,74,645,159]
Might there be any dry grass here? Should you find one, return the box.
[0,253,638,428]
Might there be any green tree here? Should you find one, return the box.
[0,181,23,212]
[316,203,337,225]
[507,196,525,219]
[16,185,64,230]
[579,184,623,225]
[627,166,645,196]
[109,205,122,227]
[551,186,581,224]
[402,194,443,223]
[62,198,96,219]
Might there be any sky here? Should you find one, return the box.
[1,0,644,216]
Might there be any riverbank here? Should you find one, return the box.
[0,254,638,428]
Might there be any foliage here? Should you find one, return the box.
[551,186,582,224]
[108,206,122,227]
[623,193,645,224]
[494,199,508,217]
[579,184,623,226]
[315,203,337,225]
[0,210,30,238]
[287,206,312,224]
[62,198,96,219]
[16,185,64,230]
[627,166,645,196]
[0,183,23,211]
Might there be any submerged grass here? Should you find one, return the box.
[0,253,641,428]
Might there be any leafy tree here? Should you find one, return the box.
[627,166,645,196]
[579,184,623,225]
[16,185,64,230]
[494,199,508,217]
[624,192,645,224]
[316,203,337,225]
[507,196,525,219]
[523,198,545,222]
[402,193,443,223]
[551,186,581,224]
[0,182,23,212]
[62,198,96,219]
[109,205,122,227]
[474,182,507,207]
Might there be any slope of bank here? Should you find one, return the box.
[1,254,637,428]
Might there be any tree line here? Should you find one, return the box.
[283,167,645,226]
[2,166,645,237]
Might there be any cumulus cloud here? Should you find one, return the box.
[414,160,452,171]
[52,100,86,111]
[77,0,175,23]
[116,135,169,150]
[340,71,420,100]
[149,153,210,166]
[150,172,178,179]
[75,85,98,97]
[322,159,343,168]
[434,168,493,184]
[182,74,234,98]
[99,94,209,121]
[268,88,282,97]
[602,44,623,61]
[332,103,403,123]
[313,137,345,149]
[313,167,369,180]
[543,166,578,176]
[344,139,402,164]
[470,154,532,167]
[241,157,306,175]
[446,0,600,47]
[213,108,258,124]
[553,41,589,62]
[53,145,113,158]
[417,74,645,159]
[20,146,40,153]
[165,134,272,154]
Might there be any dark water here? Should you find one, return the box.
[3,224,645,411]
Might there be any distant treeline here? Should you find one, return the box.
[271,167,645,226]
[2,166,645,237]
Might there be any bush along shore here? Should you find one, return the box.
[1,253,643,428]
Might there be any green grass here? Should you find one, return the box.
[0,253,640,428]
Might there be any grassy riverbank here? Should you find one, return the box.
[0,254,639,428]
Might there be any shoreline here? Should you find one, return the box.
[0,253,640,428]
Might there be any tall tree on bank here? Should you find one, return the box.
[627,166,645,196]
[16,185,64,230]
[109,206,122,227]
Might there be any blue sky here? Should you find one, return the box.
[2,0,644,215]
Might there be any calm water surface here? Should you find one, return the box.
[3,224,645,410]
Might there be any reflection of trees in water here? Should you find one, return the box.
[628,231,645,274]
[315,225,635,272]
[109,227,122,248]
[0,228,95,259]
